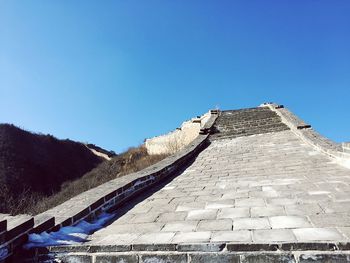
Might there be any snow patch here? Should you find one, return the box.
[24,212,115,249]
[0,247,8,260]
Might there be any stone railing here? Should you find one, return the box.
[2,110,219,262]
[263,103,350,168]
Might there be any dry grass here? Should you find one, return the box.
[8,145,168,215]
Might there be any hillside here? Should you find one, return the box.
[30,146,168,215]
[0,124,105,213]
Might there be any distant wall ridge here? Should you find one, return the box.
[263,102,350,168]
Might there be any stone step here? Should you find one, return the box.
[211,107,289,140]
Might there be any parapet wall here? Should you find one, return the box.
[263,103,350,168]
[28,242,350,263]
[145,111,211,155]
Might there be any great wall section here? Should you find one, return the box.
[1,103,350,263]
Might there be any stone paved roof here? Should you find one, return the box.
[87,106,350,246]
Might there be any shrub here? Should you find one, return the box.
[16,145,168,215]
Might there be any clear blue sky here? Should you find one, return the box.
[1,1,349,153]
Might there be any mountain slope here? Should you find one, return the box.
[0,124,104,213]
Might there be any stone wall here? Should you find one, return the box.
[27,242,350,263]
[145,111,211,155]
[12,111,219,263]
[343,142,350,154]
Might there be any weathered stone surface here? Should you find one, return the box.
[197,219,232,231]
[299,253,350,263]
[55,254,92,263]
[186,209,217,220]
[86,125,350,250]
[217,208,250,219]
[241,253,296,263]
[226,243,279,252]
[139,253,187,263]
[95,254,138,263]
[189,253,240,263]
[132,244,176,251]
[211,230,252,242]
[233,218,270,230]
[88,245,131,252]
[269,216,312,229]
[177,243,225,252]
[210,107,289,140]
[253,229,296,242]
[171,232,211,243]
[38,105,350,263]
[134,232,175,244]
[162,221,198,232]
[250,206,285,217]
[293,228,344,241]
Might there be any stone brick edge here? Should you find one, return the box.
[20,249,350,263]
[28,241,350,254]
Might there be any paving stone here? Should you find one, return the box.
[97,223,164,234]
[250,206,285,217]
[338,227,350,239]
[56,255,92,263]
[90,233,139,244]
[253,229,296,242]
[139,253,187,263]
[169,196,196,204]
[293,228,344,241]
[241,253,296,263]
[266,198,298,206]
[149,203,177,213]
[319,201,350,214]
[171,231,211,243]
[186,209,217,220]
[226,243,279,252]
[217,207,250,219]
[269,216,312,229]
[284,204,323,216]
[301,194,332,204]
[309,214,350,227]
[205,200,235,209]
[235,198,265,207]
[128,212,160,224]
[177,243,225,252]
[233,217,270,230]
[162,221,198,232]
[130,205,152,214]
[95,254,138,263]
[211,230,252,242]
[298,254,350,263]
[176,202,206,212]
[189,253,240,263]
[114,213,135,224]
[156,212,187,222]
[88,244,131,252]
[134,232,175,244]
[197,219,232,231]
[222,192,249,200]
[132,244,176,251]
